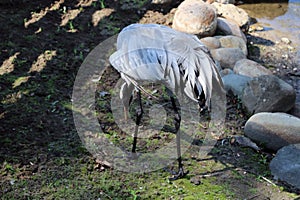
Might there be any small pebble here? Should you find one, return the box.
[190,175,202,185]
[10,179,15,185]
[281,37,291,44]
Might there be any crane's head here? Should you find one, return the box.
[196,88,208,114]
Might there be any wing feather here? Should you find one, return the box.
[109,23,224,107]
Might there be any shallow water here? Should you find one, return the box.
[239,0,300,63]
[239,0,300,104]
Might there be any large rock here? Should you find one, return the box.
[216,18,247,42]
[172,0,217,36]
[290,102,300,118]
[200,37,221,50]
[244,112,300,151]
[212,2,250,31]
[270,144,300,189]
[234,59,273,77]
[241,75,296,113]
[210,47,246,69]
[218,35,247,55]
[222,74,251,97]
[220,68,234,77]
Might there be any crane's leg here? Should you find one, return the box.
[131,89,143,158]
[121,82,134,121]
[123,95,133,121]
[124,107,129,121]
[169,95,188,181]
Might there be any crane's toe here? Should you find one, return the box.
[168,167,189,181]
[126,151,139,160]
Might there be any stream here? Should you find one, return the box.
[238,0,300,104]
[239,0,300,63]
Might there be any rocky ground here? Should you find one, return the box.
[0,0,299,199]
[247,29,299,99]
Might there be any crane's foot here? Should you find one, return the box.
[167,167,189,181]
[126,152,139,160]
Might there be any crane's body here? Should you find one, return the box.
[110,24,222,109]
[109,23,224,180]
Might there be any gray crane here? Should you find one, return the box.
[109,23,224,180]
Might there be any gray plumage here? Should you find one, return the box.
[109,23,223,111]
[109,23,224,179]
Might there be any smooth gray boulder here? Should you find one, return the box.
[220,68,234,77]
[222,74,251,97]
[290,102,300,118]
[244,112,300,151]
[234,59,273,77]
[216,17,247,42]
[210,47,246,69]
[270,144,300,189]
[241,75,296,113]
[218,35,247,55]
[200,37,221,50]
